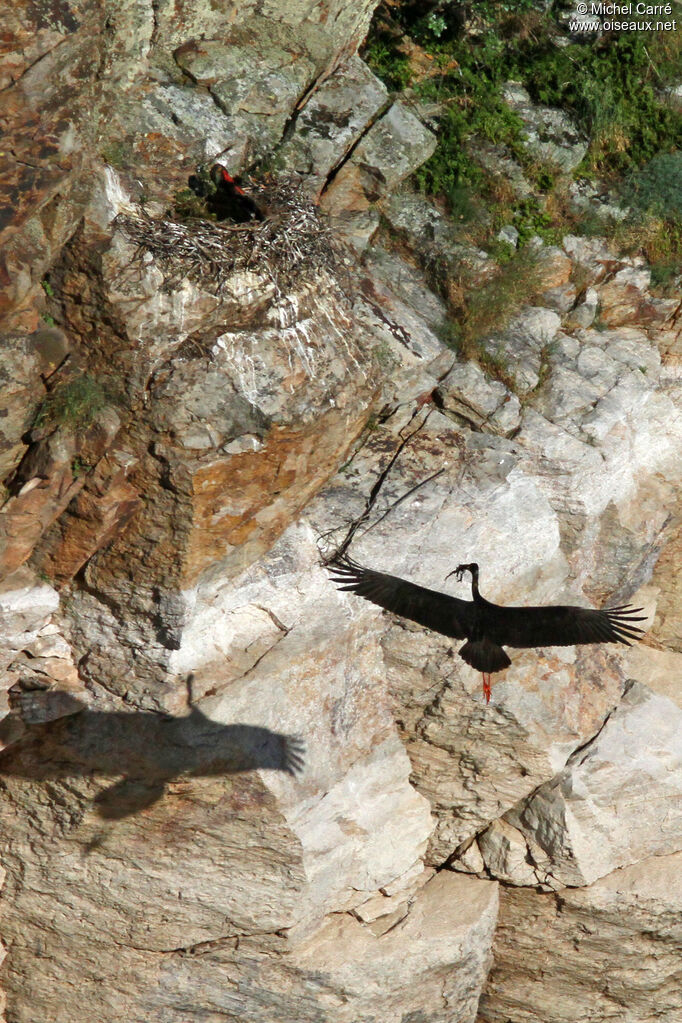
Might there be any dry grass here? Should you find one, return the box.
[612,214,682,294]
[116,178,348,300]
[461,246,544,346]
[589,124,632,176]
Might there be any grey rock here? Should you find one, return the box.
[439,361,521,435]
[0,568,59,676]
[365,247,448,332]
[477,818,538,887]
[329,206,381,253]
[502,82,532,107]
[0,336,44,481]
[661,82,682,111]
[560,9,604,39]
[497,225,519,247]
[351,102,436,194]
[473,140,533,199]
[564,286,598,328]
[382,191,493,280]
[291,871,499,1023]
[541,283,577,314]
[212,57,314,161]
[502,80,588,173]
[490,393,522,434]
[482,307,562,393]
[322,105,437,248]
[567,177,630,224]
[561,234,621,283]
[144,83,243,164]
[279,55,388,190]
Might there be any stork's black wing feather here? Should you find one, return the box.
[328,556,474,639]
[484,602,646,649]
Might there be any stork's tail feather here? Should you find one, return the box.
[458,638,511,674]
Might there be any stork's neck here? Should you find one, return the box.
[469,565,481,600]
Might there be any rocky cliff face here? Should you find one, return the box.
[1,2,681,1021]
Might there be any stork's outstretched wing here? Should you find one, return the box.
[328,556,475,639]
[486,602,646,650]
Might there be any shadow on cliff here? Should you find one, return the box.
[0,687,304,820]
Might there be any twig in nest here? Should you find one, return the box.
[115,177,350,300]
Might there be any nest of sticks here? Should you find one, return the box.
[115,177,349,300]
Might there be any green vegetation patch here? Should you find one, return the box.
[363,1,682,202]
[363,0,682,306]
[612,150,682,292]
[615,213,682,294]
[622,150,682,220]
[517,31,682,178]
[363,23,413,91]
[100,140,129,170]
[413,81,526,212]
[36,374,111,431]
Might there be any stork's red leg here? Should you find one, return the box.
[482,673,491,704]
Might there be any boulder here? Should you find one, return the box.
[496,681,682,888]
[322,104,436,248]
[279,55,388,192]
[479,851,682,1023]
[502,81,588,173]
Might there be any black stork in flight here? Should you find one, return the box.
[328,556,646,703]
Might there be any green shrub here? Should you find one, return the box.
[37,374,110,431]
[622,151,682,220]
[363,0,682,307]
[436,318,465,355]
[515,32,682,177]
[614,213,682,295]
[363,26,413,90]
[101,141,129,170]
[364,2,682,198]
[650,263,679,293]
[413,93,525,210]
[411,40,527,209]
[71,456,91,478]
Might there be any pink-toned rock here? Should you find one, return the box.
[0,406,121,577]
[598,266,678,327]
[534,246,572,289]
[34,448,141,584]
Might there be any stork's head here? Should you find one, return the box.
[446,562,479,584]
[210,163,232,187]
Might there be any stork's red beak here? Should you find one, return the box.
[219,168,246,195]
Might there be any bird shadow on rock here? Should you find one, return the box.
[0,687,304,821]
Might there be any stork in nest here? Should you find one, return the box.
[328,556,646,703]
